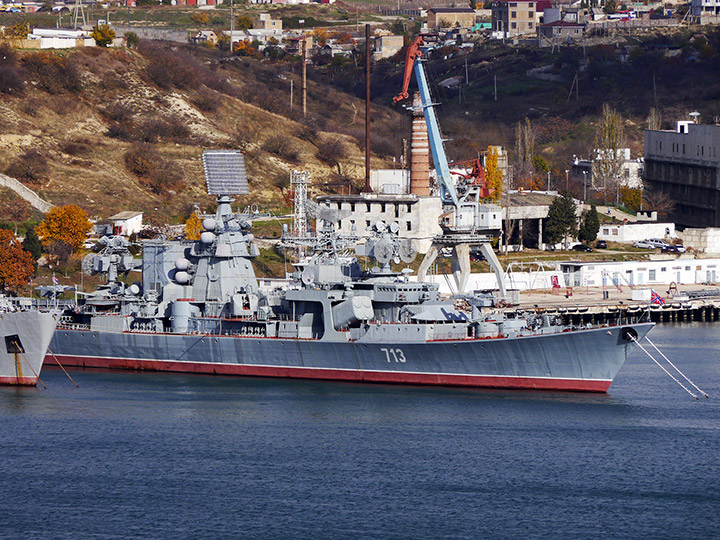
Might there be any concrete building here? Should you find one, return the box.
[491,0,536,37]
[597,222,676,244]
[317,194,443,254]
[644,121,720,228]
[373,34,404,61]
[427,7,476,29]
[109,211,143,236]
[558,258,720,288]
[192,30,218,45]
[537,20,584,39]
[691,0,720,17]
[571,149,644,192]
[255,12,282,31]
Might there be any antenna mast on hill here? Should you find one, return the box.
[73,0,87,29]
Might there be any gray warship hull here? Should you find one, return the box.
[49,321,653,392]
[1,310,58,386]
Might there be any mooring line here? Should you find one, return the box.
[47,347,79,388]
[645,337,708,398]
[630,336,697,399]
[13,340,46,390]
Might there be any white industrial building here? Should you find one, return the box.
[109,211,143,236]
[417,257,720,295]
[557,258,720,288]
[597,221,676,243]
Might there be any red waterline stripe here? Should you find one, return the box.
[0,376,38,386]
[48,354,612,393]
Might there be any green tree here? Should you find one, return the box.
[91,24,116,47]
[532,155,550,174]
[578,205,600,244]
[620,186,642,212]
[545,192,578,248]
[125,31,140,48]
[236,14,254,30]
[22,228,42,260]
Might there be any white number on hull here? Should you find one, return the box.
[381,347,407,363]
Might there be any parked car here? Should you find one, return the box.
[595,240,607,249]
[633,240,654,249]
[572,244,593,252]
[662,244,687,254]
[647,238,671,249]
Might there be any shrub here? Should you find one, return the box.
[125,32,140,48]
[262,135,300,162]
[21,51,81,94]
[5,150,48,184]
[192,92,219,112]
[124,144,184,195]
[0,44,25,95]
[316,137,347,167]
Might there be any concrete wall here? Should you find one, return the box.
[0,173,53,213]
[683,228,720,253]
[113,25,190,44]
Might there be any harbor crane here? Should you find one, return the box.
[393,36,506,298]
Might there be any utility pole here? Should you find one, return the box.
[290,79,293,111]
[230,0,234,52]
[547,171,550,191]
[301,37,307,118]
[565,169,569,190]
[365,23,371,192]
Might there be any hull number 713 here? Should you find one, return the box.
[381,348,406,363]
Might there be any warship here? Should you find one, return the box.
[1,298,58,386]
[47,151,654,393]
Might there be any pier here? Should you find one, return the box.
[502,287,720,325]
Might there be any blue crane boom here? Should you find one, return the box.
[394,36,458,207]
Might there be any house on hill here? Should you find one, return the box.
[427,7,476,29]
[491,0,537,37]
[109,211,143,236]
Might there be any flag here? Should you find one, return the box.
[650,290,664,305]
[52,276,58,285]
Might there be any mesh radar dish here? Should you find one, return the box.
[373,239,393,265]
[398,239,417,264]
[202,150,249,196]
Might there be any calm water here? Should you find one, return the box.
[1,323,719,540]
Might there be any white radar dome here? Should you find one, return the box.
[200,232,215,244]
[175,258,190,271]
[175,271,190,285]
[202,218,217,231]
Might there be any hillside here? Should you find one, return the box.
[0,41,403,226]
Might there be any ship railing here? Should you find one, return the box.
[56,322,91,331]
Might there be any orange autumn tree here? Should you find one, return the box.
[36,205,92,252]
[0,230,35,293]
[185,211,203,241]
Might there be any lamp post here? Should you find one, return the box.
[565,169,569,190]
[582,171,587,202]
[547,171,551,191]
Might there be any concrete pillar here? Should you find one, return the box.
[538,218,543,250]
